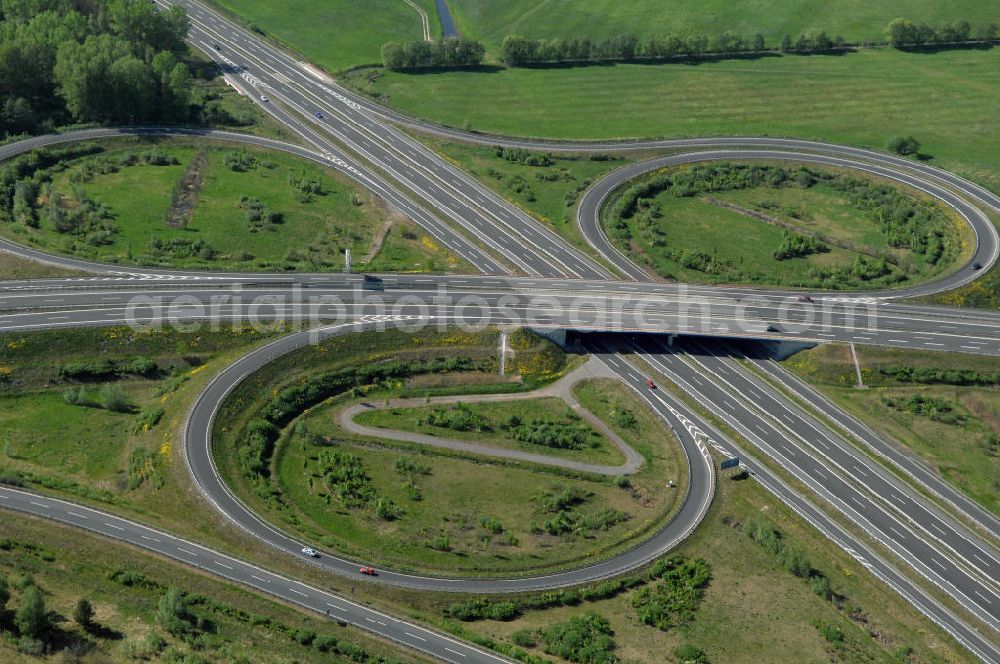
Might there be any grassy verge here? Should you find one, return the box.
[1,138,466,273]
[0,253,86,280]
[437,467,973,664]
[782,343,1000,515]
[600,162,970,289]
[0,513,427,663]
[353,397,628,466]
[572,378,687,509]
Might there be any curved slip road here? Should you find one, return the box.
[181,318,714,592]
[576,150,999,294]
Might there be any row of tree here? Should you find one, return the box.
[382,19,1000,71]
[498,28,858,66]
[885,18,998,48]
[0,0,192,137]
[381,38,485,70]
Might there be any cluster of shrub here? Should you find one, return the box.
[421,402,491,432]
[882,393,966,425]
[381,39,486,70]
[42,188,117,247]
[0,569,102,656]
[508,416,600,450]
[879,365,1000,386]
[315,450,376,506]
[63,382,132,412]
[395,457,431,501]
[223,149,258,172]
[239,195,283,231]
[532,486,630,537]
[494,146,555,167]
[609,163,819,225]
[314,448,400,520]
[833,177,948,262]
[631,554,712,632]
[885,18,998,48]
[773,231,828,260]
[126,446,163,490]
[539,612,619,664]
[60,357,158,380]
[148,236,217,261]
[445,577,643,622]
[288,170,325,203]
[237,356,485,481]
[0,145,100,223]
[743,516,835,601]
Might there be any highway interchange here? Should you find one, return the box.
[1,0,1000,661]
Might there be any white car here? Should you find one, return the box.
[260,94,269,102]
[301,547,318,557]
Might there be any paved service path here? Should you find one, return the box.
[339,357,645,475]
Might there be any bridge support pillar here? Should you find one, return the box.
[527,327,567,349]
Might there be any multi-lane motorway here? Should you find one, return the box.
[2,1,1000,661]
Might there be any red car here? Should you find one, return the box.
[646,378,656,389]
[359,566,377,576]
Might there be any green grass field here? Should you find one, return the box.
[207,0,425,71]
[276,432,654,576]
[782,344,1000,515]
[353,397,627,465]
[0,323,288,529]
[0,514,426,664]
[602,166,968,289]
[449,0,999,50]
[269,376,682,576]
[2,139,464,273]
[353,47,1000,194]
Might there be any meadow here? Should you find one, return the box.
[449,0,1000,50]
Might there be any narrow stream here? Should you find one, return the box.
[436,0,458,38]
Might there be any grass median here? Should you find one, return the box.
[782,343,1000,516]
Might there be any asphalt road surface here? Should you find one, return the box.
[2,1,1000,661]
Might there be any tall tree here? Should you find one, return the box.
[15,585,48,639]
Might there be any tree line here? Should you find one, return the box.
[885,18,998,48]
[0,0,193,137]
[380,38,485,70]
[381,18,999,72]
[499,29,854,66]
